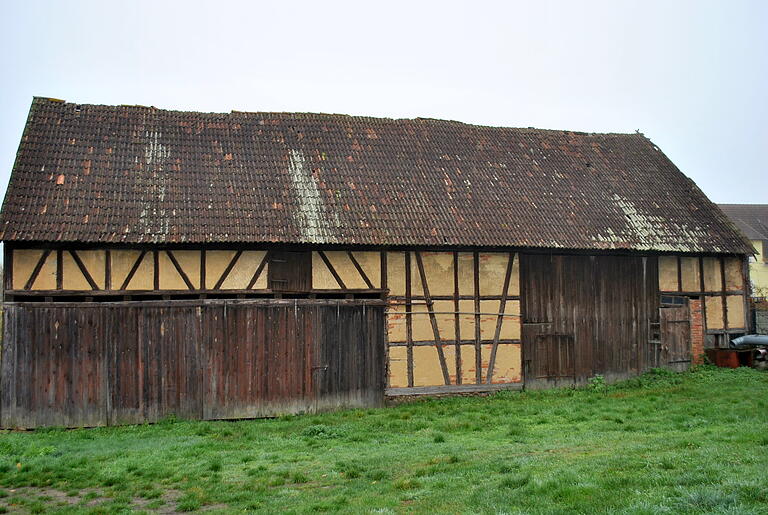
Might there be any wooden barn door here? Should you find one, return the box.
[521,253,659,388]
[522,331,576,389]
[658,303,691,371]
[312,303,386,411]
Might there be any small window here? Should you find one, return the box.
[660,295,687,307]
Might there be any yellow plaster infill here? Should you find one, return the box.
[658,256,678,291]
[220,251,267,290]
[680,256,700,292]
[702,257,721,291]
[726,295,746,329]
[62,251,104,290]
[12,249,53,290]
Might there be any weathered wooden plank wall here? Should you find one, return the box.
[521,254,660,387]
[1,299,385,428]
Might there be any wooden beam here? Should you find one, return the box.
[676,255,682,292]
[405,251,413,388]
[347,251,375,289]
[486,252,514,384]
[23,249,51,290]
[742,257,752,333]
[453,251,461,385]
[387,382,523,396]
[389,338,521,346]
[166,250,195,290]
[153,250,160,290]
[380,251,387,291]
[719,256,728,331]
[69,250,100,290]
[473,251,481,384]
[119,250,147,290]
[4,245,12,295]
[317,250,347,289]
[56,249,63,289]
[246,252,269,289]
[104,250,111,290]
[414,252,450,386]
[200,250,206,290]
[213,250,243,289]
[698,256,707,335]
[56,249,64,290]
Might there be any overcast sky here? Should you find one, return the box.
[0,0,765,204]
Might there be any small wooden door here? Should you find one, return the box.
[659,305,691,371]
[523,329,576,389]
[267,251,311,291]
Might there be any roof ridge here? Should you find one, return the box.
[30,97,642,137]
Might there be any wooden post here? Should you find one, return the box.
[104,250,111,291]
[405,252,413,387]
[473,251,481,384]
[56,249,63,289]
[453,251,462,385]
[719,257,728,334]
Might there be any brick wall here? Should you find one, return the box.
[690,298,705,365]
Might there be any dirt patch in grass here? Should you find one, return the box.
[0,486,212,513]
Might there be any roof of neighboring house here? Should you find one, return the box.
[0,97,753,253]
[718,204,768,241]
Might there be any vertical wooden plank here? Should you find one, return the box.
[104,250,111,290]
[473,251,481,384]
[453,251,461,385]
[153,250,160,290]
[719,257,729,332]
[56,249,63,290]
[1,306,17,426]
[697,256,707,335]
[405,252,414,387]
[380,252,387,291]
[742,257,752,333]
[200,250,206,290]
[676,256,682,292]
[3,245,13,296]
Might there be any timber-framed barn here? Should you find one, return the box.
[0,97,754,428]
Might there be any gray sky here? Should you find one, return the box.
[1,0,765,204]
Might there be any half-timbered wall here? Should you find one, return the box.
[657,255,749,346]
[8,249,270,293]
[311,250,521,389]
[6,247,749,394]
[6,247,523,391]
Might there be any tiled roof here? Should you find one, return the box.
[0,97,753,253]
[718,204,768,241]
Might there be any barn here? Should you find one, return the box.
[0,97,754,428]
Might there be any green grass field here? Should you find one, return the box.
[0,366,766,514]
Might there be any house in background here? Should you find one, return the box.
[718,204,768,297]
[718,204,768,334]
[0,98,754,428]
